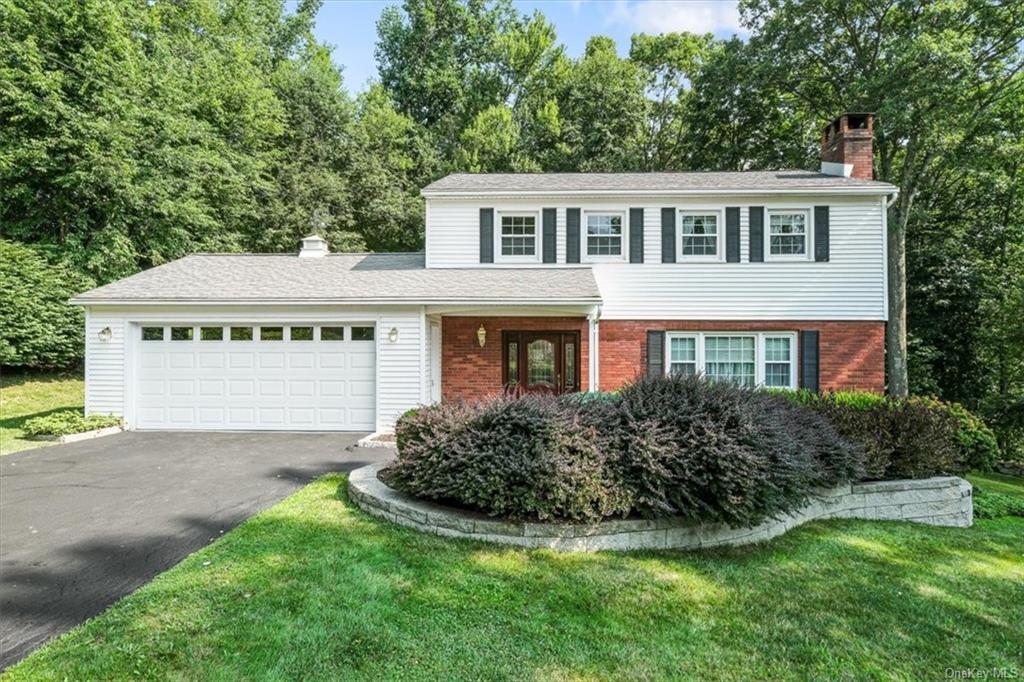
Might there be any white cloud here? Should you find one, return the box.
[608,1,744,36]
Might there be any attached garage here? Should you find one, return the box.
[72,243,603,433]
[133,323,377,431]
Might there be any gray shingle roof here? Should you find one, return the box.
[422,171,897,194]
[72,253,601,304]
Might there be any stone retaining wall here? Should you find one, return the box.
[347,463,973,552]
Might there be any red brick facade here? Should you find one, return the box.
[599,320,885,393]
[441,316,590,401]
[441,317,884,400]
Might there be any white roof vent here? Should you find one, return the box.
[299,234,329,258]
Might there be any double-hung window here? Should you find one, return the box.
[584,212,625,260]
[679,211,722,259]
[666,332,797,389]
[498,213,538,260]
[768,210,809,258]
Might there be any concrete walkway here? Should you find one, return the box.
[0,431,390,670]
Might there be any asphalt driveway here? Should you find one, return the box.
[0,431,390,670]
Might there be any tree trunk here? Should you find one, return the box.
[886,202,909,398]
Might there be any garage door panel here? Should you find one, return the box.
[350,353,374,369]
[198,379,224,396]
[350,407,374,428]
[140,354,164,369]
[258,353,285,369]
[169,380,194,396]
[319,353,346,368]
[229,353,255,368]
[289,353,315,369]
[350,380,374,397]
[259,379,285,396]
[199,352,225,368]
[139,380,164,396]
[198,407,225,425]
[288,408,315,425]
[168,407,195,424]
[228,380,255,397]
[320,380,345,396]
[169,353,194,369]
[258,407,285,425]
[289,381,315,397]
[319,408,346,425]
[135,324,376,431]
[228,407,256,425]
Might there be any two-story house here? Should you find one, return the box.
[73,113,896,434]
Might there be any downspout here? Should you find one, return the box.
[588,305,601,392]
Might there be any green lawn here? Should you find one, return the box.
[0,372,84,455]
[5,475,1022,681]
[968,471,1024,499]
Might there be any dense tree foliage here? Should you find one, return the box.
[0,240,91,367]
[2,0,1022,455]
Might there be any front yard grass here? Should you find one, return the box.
[5,474,1022,681]
[0,371,84,455]
[968,471,1024,499]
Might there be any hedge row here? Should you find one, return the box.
[780,390,1000,476]
[391,375,861,525]
[391,377,995,525]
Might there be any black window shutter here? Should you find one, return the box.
[749,206,764,262]
[646,331,665,378]
[542,208,556,263]
[726,207,740,262]
[800,330,820,391]
[814,206,830,262]
[479,208,494,263]
[629,208,644,263]
[661,208,676,263]
[566,208,581,263]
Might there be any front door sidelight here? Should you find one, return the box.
[503,331,581,395]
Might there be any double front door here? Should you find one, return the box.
[502,331,580,395]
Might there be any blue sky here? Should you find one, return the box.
[302,1,746,92]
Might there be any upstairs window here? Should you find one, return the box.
[679,211,721,259]
[499,213,538,260]
[585,212,624,259]
[768,210,808,258]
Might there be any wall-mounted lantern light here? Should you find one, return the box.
[97,326,112,343]
[388,327,399,343]
[476,324,486,348]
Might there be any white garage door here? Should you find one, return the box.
[133,323,376,431]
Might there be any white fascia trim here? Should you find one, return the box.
[421,186,899,198]
[72,297,604,307]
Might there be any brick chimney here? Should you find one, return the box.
[820,113,874,180]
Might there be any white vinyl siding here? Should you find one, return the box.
[425,195,886,320]
[84,313,127,417]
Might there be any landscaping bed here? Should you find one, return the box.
[389,376,989,528]
[353,464,972,551]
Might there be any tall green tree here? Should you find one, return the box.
[629,32,711,171]
[740,0,1024,397]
